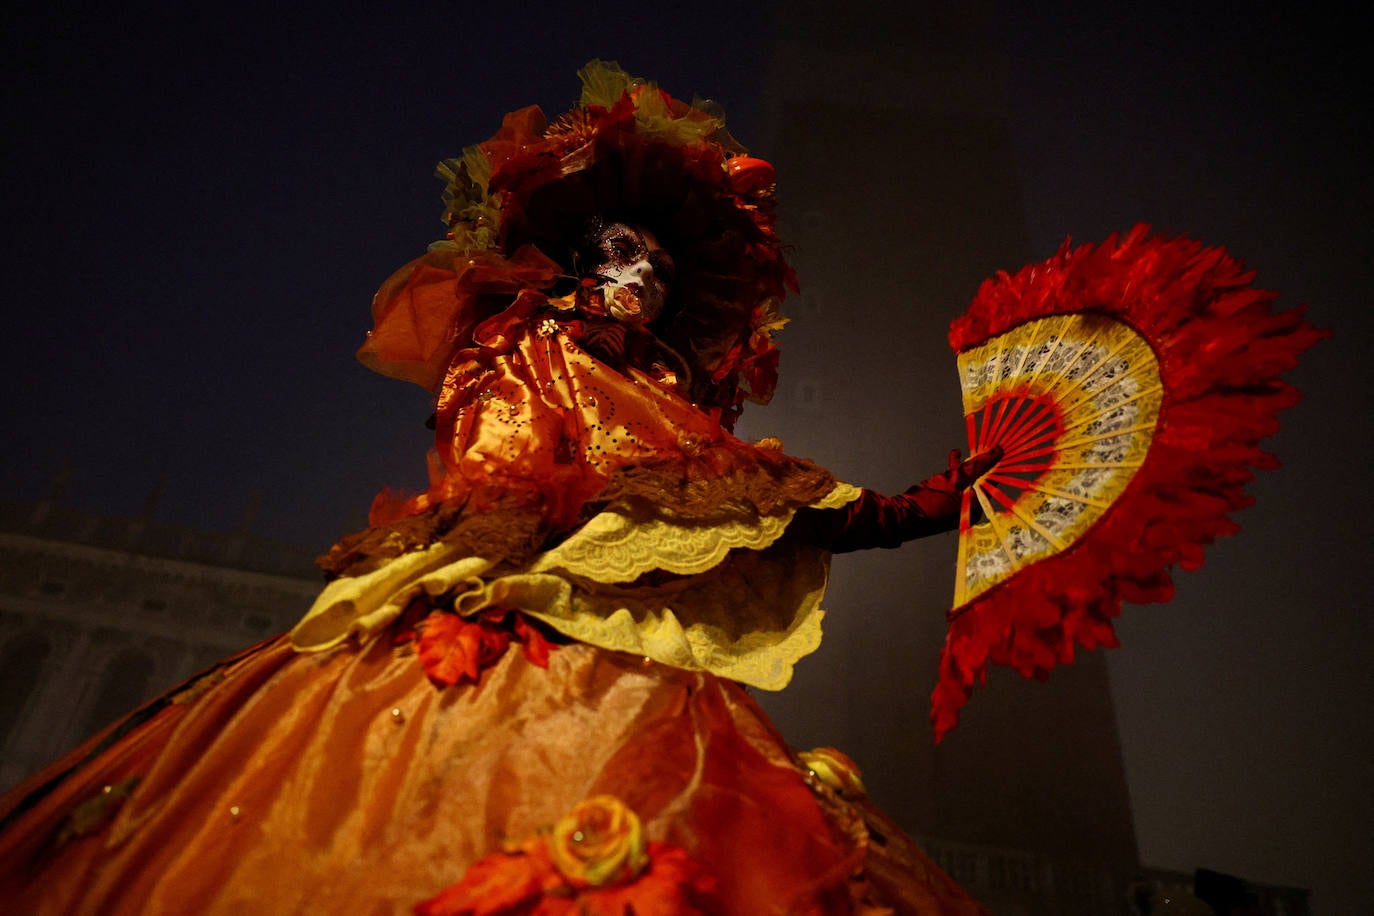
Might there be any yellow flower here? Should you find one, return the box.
[546,795,649,888]
[798,747,867,797]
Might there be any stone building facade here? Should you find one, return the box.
[0,497,321,793]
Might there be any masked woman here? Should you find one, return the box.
[0,63,990,915]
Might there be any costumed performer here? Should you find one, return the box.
[0,62,993,915]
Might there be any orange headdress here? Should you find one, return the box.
[360,60,793,428]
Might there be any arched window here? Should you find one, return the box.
[0,633,53,750]
[83,648,156,737]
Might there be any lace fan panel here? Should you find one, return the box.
[954,314,1162,607]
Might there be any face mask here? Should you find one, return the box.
[585,222,675,323]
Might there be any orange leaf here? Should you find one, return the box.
[413,848,557,916]
[416,613,510,687]
[572,843,714,915]
[513,616,553,669]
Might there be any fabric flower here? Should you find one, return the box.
[546,795,648,887]
[414,796,714,916]
[797,747,867,797]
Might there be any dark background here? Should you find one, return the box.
[2,2,1368,912]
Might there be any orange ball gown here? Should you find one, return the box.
[0,287,984,915]
[0,62,987,915]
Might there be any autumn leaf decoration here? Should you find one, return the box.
[414,607,558,687]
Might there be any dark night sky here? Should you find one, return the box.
[2,2,1369,912]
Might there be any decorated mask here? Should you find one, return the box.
[583,222,675,324]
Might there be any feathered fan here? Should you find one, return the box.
[931,224,1326,741]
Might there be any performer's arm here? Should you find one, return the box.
[788,448,1000,553]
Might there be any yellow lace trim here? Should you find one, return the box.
[290,545,495,651]
[535,540,830,689]
[530,481,860,583]
[816,482,862,509]
[290,483,861,689]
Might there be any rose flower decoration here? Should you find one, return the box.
[547,795,649,887]
[797,746,867,797]
[415,795,714,915]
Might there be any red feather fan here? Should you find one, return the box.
[932,225,1326,741]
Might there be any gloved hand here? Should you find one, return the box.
[787,445,1003,553]
[956,445,1003,486]
[912,446,1004,497]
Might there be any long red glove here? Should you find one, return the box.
[788,448,1001,553]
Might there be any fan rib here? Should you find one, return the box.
[959,362,976,416]
[982,390,1021,451]
[1022,316,1074,388]
[1053,383,1163,438]
[954,491,973,607]
[984,469,1051,490]
[984,395,1026,450]
[1008,323,1040,378]
[1040,337,1133,422]
[1017,481,1113,509]
[999,442,1061,465]
[992,399,1054,455]
[983,487,1069,551]
[1053,345,1150,408]
[1039,326,1106,401]
[1055,421,1157,451]
[1049,460,1145,470]
[995,416,1057,459]
[973,484,1022,574]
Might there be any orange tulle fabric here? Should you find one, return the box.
[359,246,564,392]
[0,635,983,915]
